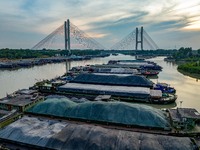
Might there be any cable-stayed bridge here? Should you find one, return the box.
[32,19,159,51]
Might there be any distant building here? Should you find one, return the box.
[168,108,200,130]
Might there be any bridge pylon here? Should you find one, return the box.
[135,26,143,50]
[64,19,71,54]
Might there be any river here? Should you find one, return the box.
[0,54,200,112]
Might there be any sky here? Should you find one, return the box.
[0,0,200,50]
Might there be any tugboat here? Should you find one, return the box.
[154,83,176,94]
[151,93,177,104]
[141,70,159,76]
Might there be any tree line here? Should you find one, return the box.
[0,48,178,59]
[172,47,200,75]
[0,49,104,59]
[172,47,200,61]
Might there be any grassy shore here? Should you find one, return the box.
[178,69,200,80]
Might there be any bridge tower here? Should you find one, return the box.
[64,19,71,54]
[135,26,143,50]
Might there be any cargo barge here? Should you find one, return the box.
[56,83,177,104]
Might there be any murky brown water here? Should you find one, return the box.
[0,54,200,111]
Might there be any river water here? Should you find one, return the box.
[0,54,200,112]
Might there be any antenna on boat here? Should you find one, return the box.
[179,101,183,108]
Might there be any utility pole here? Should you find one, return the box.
[180,101,183,108]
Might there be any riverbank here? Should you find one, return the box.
[177,62,200,79]
[0,54,110,69]
[164,47,200,79]
[178,69,200,80]
[164,56,200,80]
[0,57,68,69]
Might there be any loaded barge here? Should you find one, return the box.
[70,59,162,77]
[38,74,177,104]
[57,83,176,104]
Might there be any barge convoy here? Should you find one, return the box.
[37,59,177,104]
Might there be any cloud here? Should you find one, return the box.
[86,32,109,38]
[0,0,200,49]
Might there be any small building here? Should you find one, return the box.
[168,108,200,130]
[0,90,44,112]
